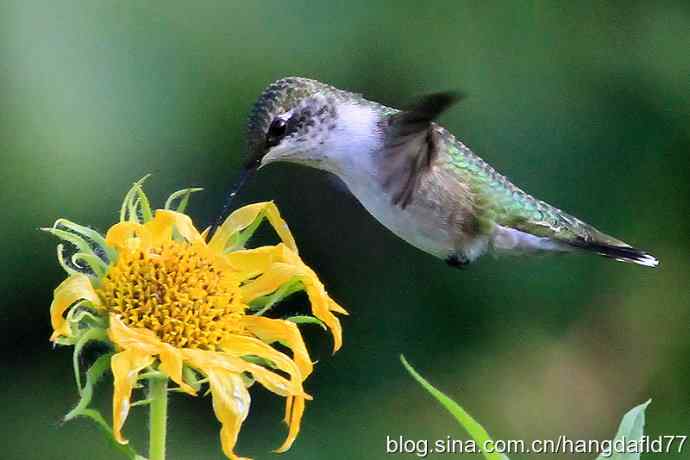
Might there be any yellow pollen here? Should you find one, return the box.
[98,241,246,350]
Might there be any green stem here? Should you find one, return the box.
[148,377,168,460]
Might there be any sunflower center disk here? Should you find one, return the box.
[98,241,246,349]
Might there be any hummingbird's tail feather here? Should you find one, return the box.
[492,215,659,267]
[566,239,659,267]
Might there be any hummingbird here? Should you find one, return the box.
[232,76,658,268]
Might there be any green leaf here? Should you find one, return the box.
[77,408,140,460]
[595,400,651,460]
[400,355,509,460]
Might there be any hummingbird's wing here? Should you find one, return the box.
[381,92,460,208]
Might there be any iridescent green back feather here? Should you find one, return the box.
[440,130,626,246]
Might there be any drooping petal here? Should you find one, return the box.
[146,209,203,246]
[218,334,304,385]
[108,314,158,352]
[111,348,154,444]
[281,249,346,353]
[50,274,102,341]
[302,280,343,353]
[206,369,252,460]
[241,316,313,378]
[157,344,197,395]
[274,395,306,453]
[239,262,299,301]
[182,349,306,398]
[209,202,297,255]
[254,202,298,253]
[108,315,196,394]
[226,245,285,281]
[105,222,152,252]
[239,252,345,352]
[328,299,349,315]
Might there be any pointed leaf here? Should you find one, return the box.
[595,400,651,460]
[401,355,509,460]
[78,408,140,460]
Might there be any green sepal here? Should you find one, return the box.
[43,222,113,278]
[129,398,153,408]
[72,327,109,394]
[164,187,203,213]
[64,354,142,459]
[56,244,84,277]
[71,252,108,280]
[65,353,113,421]
[43,226,93,256]
[286,315,327,330]
[49,218,116,262]
[400,355,509,460]
[67,303,107,330]
[56,301,107,345]
[120,175,153,223]
[240,372,256,388]
[242,354,279,369]
[180,366,206,393]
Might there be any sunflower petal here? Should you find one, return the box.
[256,202,298,253]
[105,222,152,252]
[285,252,346,352]
[50,274,102,341]
[226,246,284,280]
[264,246,345,352]
[108,315,163,354]
[182,349,305,398]
[147,210,203,246]
[206,370,252,460]
[218,334,304,386]
[239,262,299,301]
[274,395,306,453]
[329,299,349,315]
[242,316,313,378]
[239,248,345,352]
[108,316,195,394]
[209,202,297,254]
[111,348,154,444]
[303,281,343,353]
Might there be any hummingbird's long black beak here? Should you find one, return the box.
[208,162,259,239]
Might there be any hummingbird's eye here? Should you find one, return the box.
[266,118,287,147]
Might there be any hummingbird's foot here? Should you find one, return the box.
[446,254,470,269]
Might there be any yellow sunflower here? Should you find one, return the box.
[45,179,346,460]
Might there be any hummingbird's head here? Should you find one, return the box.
[245,77,378,175]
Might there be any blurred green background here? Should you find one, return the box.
[1,1,688,459]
